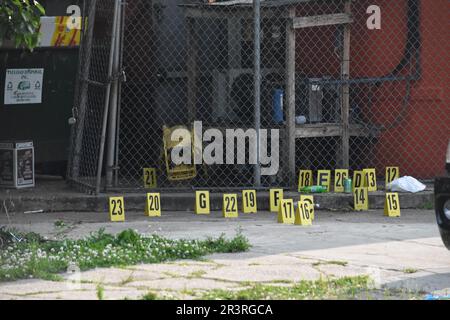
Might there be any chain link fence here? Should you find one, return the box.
[68,0,448,194]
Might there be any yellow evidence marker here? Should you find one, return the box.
[298,170,313,191]
[300,195,315,220]
[384,193,401,217]
[363,168,377,192]
[270,189,284,212]
[278,199,295,224]
[109,197,125,222]
[334,169,349,193]
[223,194,238,218]
[242,190,257,213]
[353,171,364,192]
[146,193,161,217]
[295,201,313,226]
[353,187,369,211]
[195,191,210,215]
[143,168,157,189]
[385,167,400,188]
[317,170,331,192]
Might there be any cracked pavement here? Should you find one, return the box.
[0,209,449,300]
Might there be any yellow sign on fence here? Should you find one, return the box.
[363,168,377,192]
[298,170,313,191]
[223,194,238,218]
[384,193,401,217]
[146,193,161,217]
[109,197,125,222]
[353,187,369,211]
[334,169,349,193]
[270,189,283,212]
[295,201,313,226]
[278,199,295,224]
[195,191,210,215]
[242,190,257,213]
[300,195,315,220]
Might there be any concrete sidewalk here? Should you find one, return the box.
[0,209,448,300]
[0,178,434,214]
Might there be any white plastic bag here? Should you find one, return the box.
[387,176,426,193]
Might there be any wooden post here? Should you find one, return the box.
[341,0,351,169]
[186,18,198,122]
[285,7,296,187]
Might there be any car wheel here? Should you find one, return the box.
[439,228,450,250]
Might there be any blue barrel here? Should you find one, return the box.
[272,89,284,124]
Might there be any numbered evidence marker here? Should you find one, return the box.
[317,170,331,192]
[385,167,400,188]
[384,193,401,217]
[295,201,313,226]
[223,194,238,218]
[278,199,295,224]
[353,171,364,192]
[363,168,377,192]
[109,197,125,222]
[334,169,349,193]
[146,193,161,217]
[353,187,369,211]
[270,189,284,213]
[242,190,257,213]
[300,195,315,220]
[143,168,157,189]
[298,170,313,191]
[195,191,210,215]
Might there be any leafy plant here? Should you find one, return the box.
[0,229,251,282]
[0,0,46,50]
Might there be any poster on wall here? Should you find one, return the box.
[4,69,44,105]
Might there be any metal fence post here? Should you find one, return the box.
[106,0,123,188]
[95,0,121,193]
[253,0,261,187]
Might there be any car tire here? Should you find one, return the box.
[439,228,450,250]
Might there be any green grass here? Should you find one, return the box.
[312,260,348,267]
[141,292,158,300]
[403,268,418,274]
[96,284,105,300]
[0,228,250,282]
[201,276,371,300]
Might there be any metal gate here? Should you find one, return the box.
[68,0,448,194]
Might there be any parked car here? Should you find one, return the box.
[435,141,450,249]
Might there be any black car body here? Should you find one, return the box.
[435,142,450,249]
